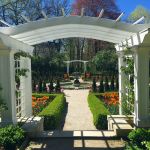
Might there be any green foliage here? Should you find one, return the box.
[32,94,56,115]
[142,141,150,149]
[15,68,29,84]
[121,57,134,76]
[39,94,66,130]
[14,51,31,60]
[127,128,150,149]
[88,93,109,129]
[0,85,7,114]
[127,5,150,23]
[0,125,25,150]
[92,78,97,92]
[32,93,57,98]
[92,49,118,76]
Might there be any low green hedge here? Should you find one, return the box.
[38,94,66,130]
[88,93,109,130]
[32,93,56,99]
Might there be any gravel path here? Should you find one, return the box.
[63,89,97,131]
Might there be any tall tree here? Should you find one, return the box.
[72,0,120,19]
[71,0,120,63]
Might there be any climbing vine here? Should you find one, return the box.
[121,47,134,115]
[14,51,31,60]
[14,51,31,90]
[14,51,31,84]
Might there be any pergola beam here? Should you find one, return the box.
[26,34,120,45]
[41,10,48,19]
[64,60,89,63]
[98,9,104,18]
[133,16,145,25]
[0,19,11,27]
[116,12,124,22]
[21,15,30,22]
[13,29,128,43]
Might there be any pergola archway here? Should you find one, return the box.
[64,60,89,75]
[0,16,150,127]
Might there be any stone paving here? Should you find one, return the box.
[26,89,125,150]
[63,89,97,131]
[26,138,125,150]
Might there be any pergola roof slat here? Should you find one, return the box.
[0,16,149,45]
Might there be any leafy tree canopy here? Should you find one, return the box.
[127,5,150,23]
[92,49,118,75]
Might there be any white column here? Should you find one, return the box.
[67,62,70,75]
[0,48,17,124]
[24,58,32,117]
[134,47,150,127]
[117,52,126,115]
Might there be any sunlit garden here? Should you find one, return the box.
[0,0,150,150]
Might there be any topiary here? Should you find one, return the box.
[39,80,43,92]
[110,76,115,91]
[49,80,54,93]
[99,78,104,93]
[43,81,47,92]
[115,78,119,90]
[92,78,97,92]
[55,79,61,93]
[104,76,109,92]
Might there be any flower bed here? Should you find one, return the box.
[96,92,119,115]
[32,94,56,115]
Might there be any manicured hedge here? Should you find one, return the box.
[88,93,109,130]
[38,94,66,130]
[32,93,56,99]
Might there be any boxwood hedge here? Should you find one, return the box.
[88,93,109,130]
[38,94,66,130]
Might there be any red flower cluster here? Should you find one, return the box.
[32,96,49,115]
[102,92,119,106]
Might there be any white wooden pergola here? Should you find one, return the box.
[0,13,150,127]
[64,60,89,75]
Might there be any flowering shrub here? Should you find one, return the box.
[32,95,55,115]
[102,92,119,106]
[96,92,119,115]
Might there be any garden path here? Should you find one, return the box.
[63,89,97,131]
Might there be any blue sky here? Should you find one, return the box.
[116,0,150,18]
